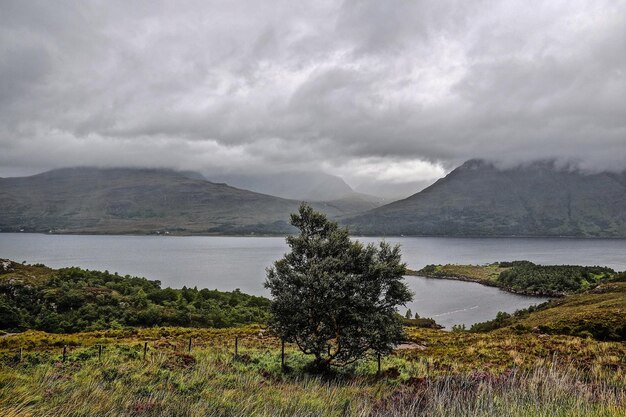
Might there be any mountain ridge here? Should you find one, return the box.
[3,162,625,237]
[0,167,342,235]
[345,159,626,237]
[209,170,386,208]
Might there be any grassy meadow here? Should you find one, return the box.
[1,326,625,416]
[2,260,625,416]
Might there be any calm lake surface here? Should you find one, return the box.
[2,233,626,328]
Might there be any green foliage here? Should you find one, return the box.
[401,315,441,329]
[608,271,626,282]
[0,265,270,333]
[496,261,534,268]
[469,304,548,333]
[265,203,413,368]
[418,261,617,296]
[470,312,513,332]
[451,324,466,333]
[418,264,438,275]
[497,262,614,295]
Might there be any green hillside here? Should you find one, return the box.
[467,279,626,342]
[346,160,626,237]
[512,279,626,341]
[0,167,363,235]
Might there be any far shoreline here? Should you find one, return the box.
[406,270,557,298]
[2,231,626,240]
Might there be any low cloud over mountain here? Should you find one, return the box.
[1,1,625,195]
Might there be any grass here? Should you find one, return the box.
[411,263,508,284]
[2,260,625,415]
[0,261,55,286]
[1,326,625,416]
[513,281,626,340]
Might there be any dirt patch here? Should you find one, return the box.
[395,342,426,351]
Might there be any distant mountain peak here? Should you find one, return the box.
[458,158,491,169]
[346,159,626,237]
[0,166,383,235]
[210,170,356,202]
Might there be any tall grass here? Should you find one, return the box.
[368,364,626,416]
[1,342,624,417]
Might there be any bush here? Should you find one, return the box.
[0,266,271,333]
[470,312,512,332]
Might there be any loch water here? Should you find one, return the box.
[2,233,625,328]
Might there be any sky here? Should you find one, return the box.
[1,0,625,197]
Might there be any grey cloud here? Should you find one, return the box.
[0,0,624,194]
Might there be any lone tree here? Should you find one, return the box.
[265,203,413,369]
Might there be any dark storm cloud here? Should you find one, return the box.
[0,0,624,194]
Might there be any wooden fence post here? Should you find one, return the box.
[377,352,381,375]
[281,338,285,370]
[98,345,103,361]
[235,336,239,358]
[188,337,192,353]
[19,347,23,363]
[143,342,148,361]
[62,345,67,362]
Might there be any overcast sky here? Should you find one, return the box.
[1,0,624,196]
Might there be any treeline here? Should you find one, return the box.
[468,304,547,333]
[0,266,270,333]
[496,261,614,295]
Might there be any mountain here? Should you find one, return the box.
[345,159,626,237]
[0,167,351,235]
[353,179,436,201]
[210,171,354,201]
[211,171,387,215]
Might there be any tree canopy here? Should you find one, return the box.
[265,203,413,368]
[497,261,614,294]
[0,263,269,333]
